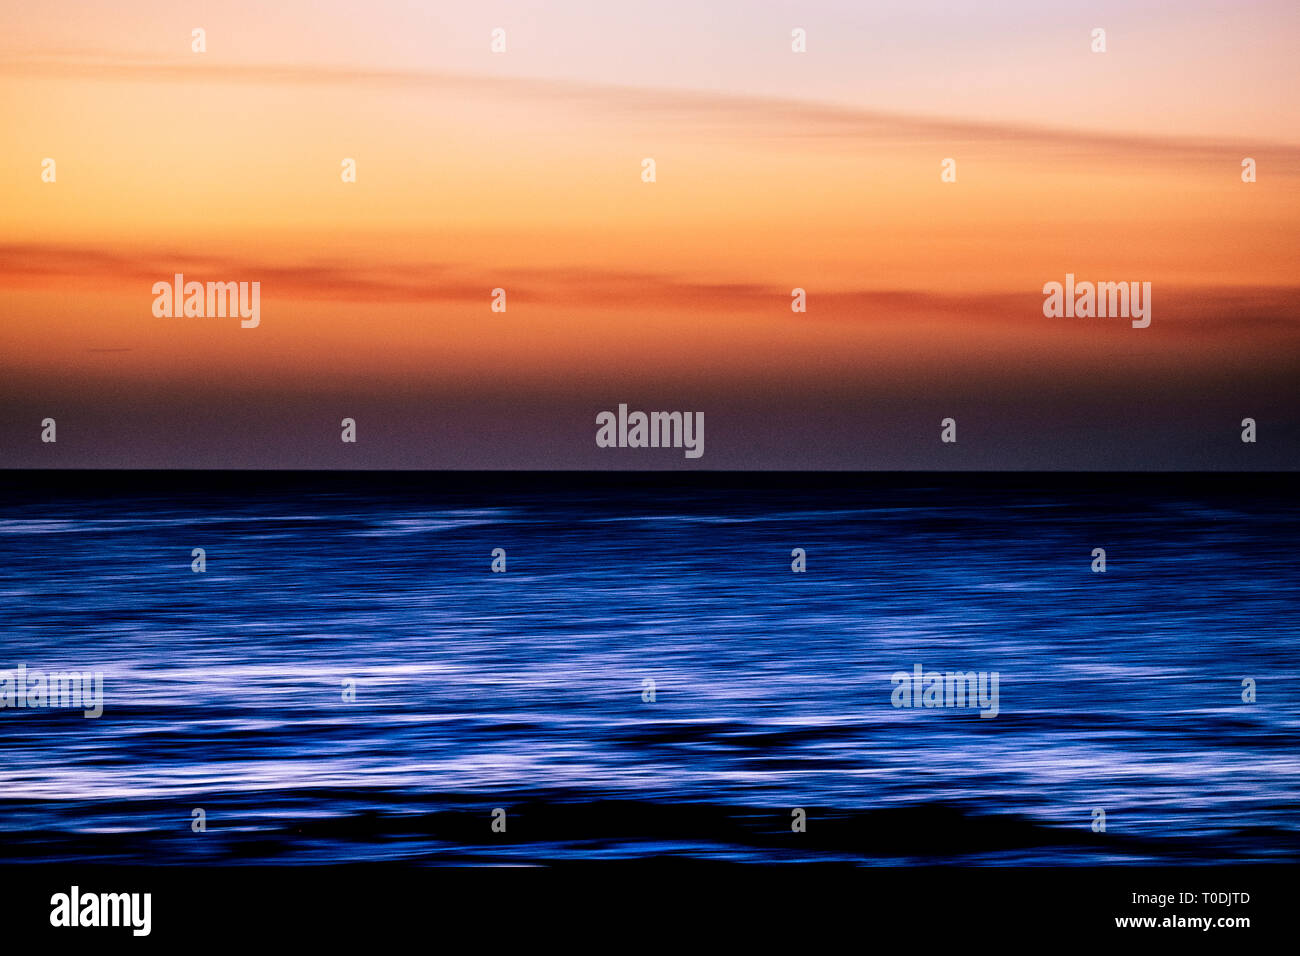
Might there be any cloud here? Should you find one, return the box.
[6,52,1299,167]
[2,242,1297,337]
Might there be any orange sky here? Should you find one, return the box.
[1,4,1297,467]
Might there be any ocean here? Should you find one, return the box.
[1,473,1296,865]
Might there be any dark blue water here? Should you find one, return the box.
[1,476,1297,864]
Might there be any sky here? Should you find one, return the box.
[1,0,1297,468]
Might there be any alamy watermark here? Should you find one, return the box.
[0,664,103,718]
[152,273,260,328]
[890,664,999,718]
[596,404,704,459]
[50,886,150,936]
[1042,273,1151,328]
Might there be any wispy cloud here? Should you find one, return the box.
[6,52,1298,167]
[3,242,1297,335]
